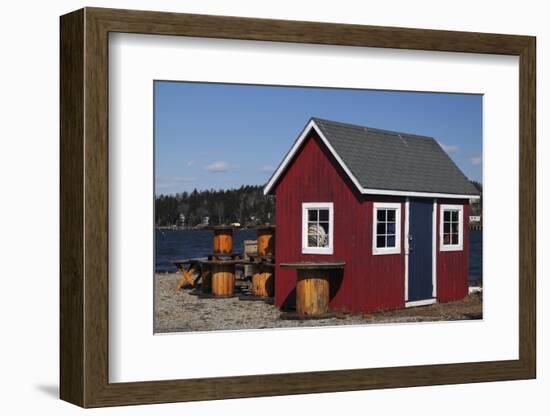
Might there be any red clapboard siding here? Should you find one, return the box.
[361,197,406,312]
[274,132,405,313]
[436,200,470,302]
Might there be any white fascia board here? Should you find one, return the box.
[361,188,480,200]
[263,119,364,195]
[264,120,481,201]
[263,120,318,195]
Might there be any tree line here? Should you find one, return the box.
[155,185,275,227]
[155,181,481,228]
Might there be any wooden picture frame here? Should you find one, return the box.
[60,7,536,408]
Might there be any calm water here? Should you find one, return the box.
[155,229,256,273]
[156,229,483,283]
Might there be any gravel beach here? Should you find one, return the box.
[154,272,482,333]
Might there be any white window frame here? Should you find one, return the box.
[372,202,402,255]
[301,202,334,255]
[439,204,464,252]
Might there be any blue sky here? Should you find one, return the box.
[155,81,482,195]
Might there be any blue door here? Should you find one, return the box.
[408,199,433,302]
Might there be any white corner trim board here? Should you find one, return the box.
[404,198,410,301]
[263,120,481,200]
[432,199,438,298]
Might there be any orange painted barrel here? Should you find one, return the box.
[251,264,274,298]
[257,227,275,258]
[213,229,233,255]
[296,269,329,316]
[211,263,235,297]
[280,262,345,317]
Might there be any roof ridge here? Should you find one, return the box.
[264,117,480,197]
[311,116,435,141]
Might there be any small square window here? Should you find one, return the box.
[373,203,401,255]
[440,205,463,251]
[303,203,333,254]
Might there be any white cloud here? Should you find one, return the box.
[259,165,276,173]
[185,160,195,167]
[206,161,229,172]
[437,141,460,154]
[470,156,482,166]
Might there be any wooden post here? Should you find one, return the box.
[296,269,329,316]
[212,229,233,255]
[257,227,275,258]
[211,263,235,297]
[251,264,274,298]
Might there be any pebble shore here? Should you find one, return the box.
[155,273,482,333]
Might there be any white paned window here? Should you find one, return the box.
[372,202,401,255]
[440,204,464,251]
[302,202,334,255]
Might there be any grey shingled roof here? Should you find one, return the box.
[310,117,479,196]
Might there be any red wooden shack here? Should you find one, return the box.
[264,118,480,313]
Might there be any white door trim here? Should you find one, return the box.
[432,199,438,298]
[404,198,410,302]
[405,298,437,308]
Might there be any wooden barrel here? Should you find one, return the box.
[296,269,329,316]
[257,227,275,257]
[213,229,233,255]
[201,264,212,293]
[211,263,235,297]
[251,264,274,298]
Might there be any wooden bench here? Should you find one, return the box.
[172,259,203,290]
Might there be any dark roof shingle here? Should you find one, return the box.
[311,117,479,196]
